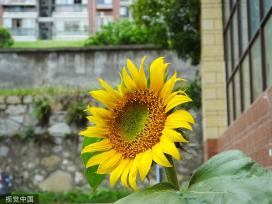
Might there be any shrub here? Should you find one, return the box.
[32,96,51,126]
[18,125,34,141]
[66,100,87,127]
[0,27,14,48]
[84,20,158,46]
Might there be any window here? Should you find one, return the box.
[234,71,241,118]
[242,56,251,110]
[265,16,272,87]
[240,0,248,54]
[120,6,129,17]
[226,28,232,78]
[74,0,81,4]
[223,0,230,24]
[264,0,272,15]
[249,0,260,38]
[228,82,234,124]
[12,19,22,28]
[223,0,271,124]
[251,37,262,100]
[232,10,239,66]
[64,21,80,32]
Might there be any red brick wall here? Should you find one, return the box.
[88,0,96,34]
[0,5,3,26]
[206,86,272,169]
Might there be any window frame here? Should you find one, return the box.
[222,0,272,125]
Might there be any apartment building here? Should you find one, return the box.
[0,0,132,41]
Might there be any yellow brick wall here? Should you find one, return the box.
[201,0,227,139]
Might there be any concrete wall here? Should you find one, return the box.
[0,46,199,89]
[200,0,227,160]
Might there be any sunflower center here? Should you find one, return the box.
[118,103,149,142]
[108,90,167,159]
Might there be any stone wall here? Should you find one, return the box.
[0,94,203,192]
[0,46,199,89]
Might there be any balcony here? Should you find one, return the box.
[54,4,87,13]
[0,0,36,6]
[9,27,36,36]
[96,0,113,10]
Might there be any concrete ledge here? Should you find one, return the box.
[0,45,165,53]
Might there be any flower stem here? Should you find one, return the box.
[164,154,179,190]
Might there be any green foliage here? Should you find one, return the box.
[81,137,106,191]
[18,125,34,141]
[32,96,51,125]
[84,20,158,46]
[0,27,14,48]
[0,87,86,96]
[12,40,84,48]
[182,76,201,110]
[132,0,200,65]
[66,100,87,126]
[115,150,272,204]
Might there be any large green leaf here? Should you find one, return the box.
[81,137,106,191]
[115,150,272,204]
[115,183,185,204]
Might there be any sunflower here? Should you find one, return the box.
[80,57,194,190]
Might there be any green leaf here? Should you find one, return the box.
[81,137,106,191]
[114,150,272,204]
[188,150,266,186]
[115,183,186,204]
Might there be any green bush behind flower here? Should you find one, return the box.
[84,20,162,46]
[0,27,14,48]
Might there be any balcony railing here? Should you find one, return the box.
[0,0,36,5]
[9,28,35,36]
[54,5,87,12]
[96,0,113,9]
[55,30,88,36]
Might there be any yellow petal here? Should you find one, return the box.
[86,149,116,168]
[97,152,123,174]
[161,128,188,143]
[166,110,195,124]
[79,127,109,138]
[128,154,142,191]
[127,58,140,81]
[110,158,130,187]
[122,67,136,90]
[99,78,121,100]
[152,143,172,167]
[138,56,147,89]
[87,116,106,126]
[159,140,180,160]
[86,107,112,119]
[90,90,116,108]
[160,73,183,104]
[165,94,192,112]
[150,57,169,94]
[121,160,133,187]
[165,120,192,131]
[138,149,152,181]
[81,139,112,154]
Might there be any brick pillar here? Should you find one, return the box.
[201,0,227,160]
[88,0,96,34]
[0,5,3,26]
[113,0,120,19]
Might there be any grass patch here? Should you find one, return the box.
[0,87,89,96]
[12,40,86,49]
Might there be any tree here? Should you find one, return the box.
[132,0,200,65]
[0,27,14,48]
